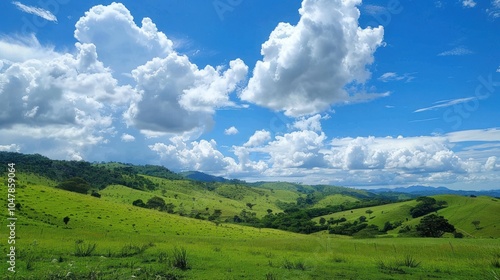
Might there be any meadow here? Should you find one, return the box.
[1,174,500,280]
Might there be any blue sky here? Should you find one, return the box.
[1,0,499,190]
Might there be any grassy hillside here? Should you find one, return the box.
[315,195,500,238]
[1,180,500,279]
[2,152,500,279]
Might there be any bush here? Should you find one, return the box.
[74,240,96,257]
[171,247,189,270]
[396,255,421,268]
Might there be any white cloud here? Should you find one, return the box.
[224,126,239,135]
[75,3,248,135]
[462,0,477,8]
[266,130,327,169]
[121,134,135,142]
[363,5,386,15]
[244,130,271,147]
[124,54,247,135]
[0,35,58,63]
[0,37,136,160]
[12,1,58,22]
[240,0,385,117]
[149,138,236,173]
[438,46,473,56]
[488,0,500,18]
[75,3,173,76]
[378,72,415,83]
[0,144,21,152]
[446,128,500,142]
[414,97,477,113]
[291,114,328,132]
[326,136,466,173]
[497,66,500,72]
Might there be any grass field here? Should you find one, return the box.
[1,174,500,279]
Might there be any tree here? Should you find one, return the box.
[91,190,101,198]
[132,199,146,208]
[319,217,326,226]
[359,216,367,223]
[266,209,273,215]
[416,214,455,237]
[471,220,481,230]
[365,209,373,217]
[146,196,166,210]
[246,203,256,210]
[63,216,70,225]
[56,177,91,194]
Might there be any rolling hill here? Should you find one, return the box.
[2,151,500,279]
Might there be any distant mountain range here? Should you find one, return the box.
[369,185,500,198]
[179,171,229,183]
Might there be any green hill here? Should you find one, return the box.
[2,152,500,279]
[315,195,500,238]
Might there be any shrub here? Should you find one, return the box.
[396,255,421,268]
[171,247,189,270]
[74,240,96,257]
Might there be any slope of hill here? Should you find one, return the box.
[2,152,500,279]
[315,195,500,238]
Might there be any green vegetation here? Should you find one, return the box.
[1,152,499,279]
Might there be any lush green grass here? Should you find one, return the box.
[315,195,500,238]
[314,194,360,208]
[2,175,500,279]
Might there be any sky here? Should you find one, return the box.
[0,0,499,190]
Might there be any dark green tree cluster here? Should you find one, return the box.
[416,214,455,237]
[410,196,447,218]
[132,197,175,213]
[56,177,92,194]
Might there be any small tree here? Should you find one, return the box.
[246,203,256,210]
[132,199,146,208]
[147,196,166,210]
[319,217,326,226]
[471,220,481,230]
[91,190,101,198]
[365,209,373,217]
[266,209,273,215]
[359,216,367,223]
[63,216,70,225]
[416,214,455,237]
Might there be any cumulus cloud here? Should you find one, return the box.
[291,114,327,132]
[75,3,248,135]
[244,130,271,147]
[149,137,236,172]
[240,0,385,117]
[0,37,136,159]
[326,136,466,173]
[224,126,239,135]
[121,134,135,142]
[75,3,173,76]
[124,54,247,135]
[12,1,58,22]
